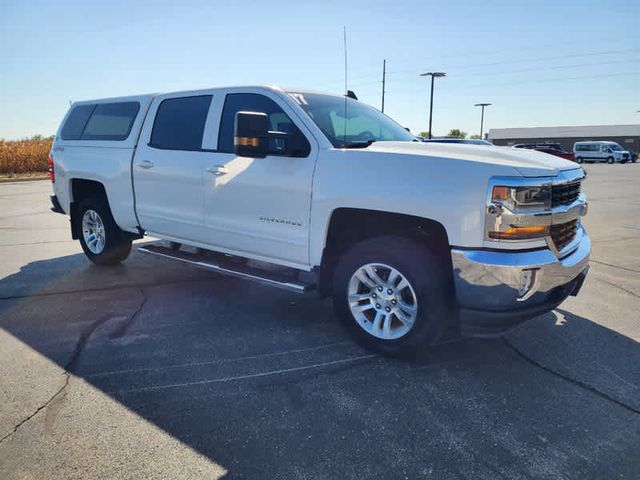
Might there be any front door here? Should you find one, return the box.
[203,92,316,267]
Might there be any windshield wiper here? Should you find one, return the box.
[341,140,376,149]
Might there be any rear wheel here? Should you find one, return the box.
[332,236,450,357]
[576,156,583,164]
[76,197,132,265]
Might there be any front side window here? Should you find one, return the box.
[150,95,212,150]
[218,93,310,157]
[81,102,140,141]
[288,92,415,148]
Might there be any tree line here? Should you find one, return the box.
[418,129,482,139]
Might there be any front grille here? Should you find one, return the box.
[551,181,581,208]
[550,219,578,251]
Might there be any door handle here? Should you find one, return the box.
[137,160,154,169]
[206,165,228,176]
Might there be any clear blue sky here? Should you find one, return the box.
[1,0,639,140]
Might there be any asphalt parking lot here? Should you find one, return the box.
[0,164,639,479]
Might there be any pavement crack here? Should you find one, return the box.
[109,289,148,339]
[590,258,640,274]
[591,276,640,299]
[502,337,640,416]
[0,294,148,446]
[0,277,206,301]
[0,240,73,248]
[0,373,70,446]
[65,313,116,372]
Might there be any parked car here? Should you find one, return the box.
[514,143,563,151]
[48,86,590,356]
[532,147,575,162]
[420,137,493,145]
[573,141,632,163]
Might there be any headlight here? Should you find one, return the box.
[491,185,551,212]
[486,182,552,242]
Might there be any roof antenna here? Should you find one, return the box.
[343,26,348,147]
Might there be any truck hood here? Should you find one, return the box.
[366,141,578,177]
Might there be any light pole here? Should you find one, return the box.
[420,72,446,139]
[475,103,491,139]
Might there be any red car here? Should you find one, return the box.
[532,146,576,162]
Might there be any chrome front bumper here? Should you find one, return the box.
[451,227,590,335]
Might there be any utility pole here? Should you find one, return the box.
[474,103,492,139]
[381,59,386,113]
[420,72,446,139]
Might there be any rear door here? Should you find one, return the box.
[134,93,215,242]
[583,143,596,161]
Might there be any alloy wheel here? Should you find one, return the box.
[82,209,106,254]
[347,263,418,340]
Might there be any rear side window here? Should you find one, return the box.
[150,95,213,151]
[61,105,95,140]
[60,102,140,141]
[81,102,140,141]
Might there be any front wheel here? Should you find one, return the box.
[607,156,614,164]
[332,236,451,357]
[76,197,132,265]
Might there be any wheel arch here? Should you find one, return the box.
[317,208,453,298]
[69,179,108,239]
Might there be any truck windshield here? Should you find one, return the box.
[288,92,416,148]
[609,144,624,151]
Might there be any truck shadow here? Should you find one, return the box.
[1,250,639,478]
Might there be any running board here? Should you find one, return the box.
[138,244,315,294]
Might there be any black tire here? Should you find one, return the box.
[169,241,182,251]
[576,157,583,164]
[332,236,451,358]
[76,197,132,265]
[607,156,614,164]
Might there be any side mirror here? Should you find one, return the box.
[234,111,270,157]
[234,111,290,157]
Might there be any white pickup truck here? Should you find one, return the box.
[49,86,590,356]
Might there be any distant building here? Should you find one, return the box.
[488,124,640,152]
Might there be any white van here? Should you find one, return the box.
[573,141,631,164]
